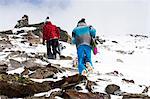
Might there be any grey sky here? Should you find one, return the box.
[0,0,149,35]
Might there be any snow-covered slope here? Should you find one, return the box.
[0,27,150,98]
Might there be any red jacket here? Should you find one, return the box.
[43,22,60,41]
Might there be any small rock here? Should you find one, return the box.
[75,86,83,91]
[122,93,150,99]
[105,84,120,95]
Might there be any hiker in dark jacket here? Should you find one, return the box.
[72,18,96,76]
[42,17,60,59]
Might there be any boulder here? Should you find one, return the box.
[9,59,22,70]
[0,64,8,74]
[63,91,110,99]
[0,39,13,51]
[15,15,29,28]
[0,30,13,34]
[122,93,150,99]
[58,27,72,43]
[26,63,64,79]
[26,31,41,44]
[0,74,52,98]
[60,55,73,60]
[105,84,120,95]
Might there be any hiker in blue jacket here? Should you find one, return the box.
[72,18,96,76]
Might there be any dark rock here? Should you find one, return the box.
[116,59,123,63]
[22,59,42,71]
[0,74,53,98]
[0,30,13,34]
[75,86,83,91]
[0,33,9,40]
[21,40,27,43]
[142,86,149,93]
[122,93,150,99]
[26,30,41,44]
[95,36,106,44]
[15,15,29,28]
[60,55,72,60]
[0,64,8,74]
[128,50,134,55]
[112,41,118,43]
[17,30,25,34]
[28,22,71,43]
[58,27,72,43]
[105,84,120,95]
[129,34,148,38]
[29,43,32,46]
[28,64,63,79]
[53,74,86,89]
[116,50,127,54]
[49,91,63,99]
[24,96,47,99]
[122,78,135,84]
[0,39,13,50]
[9,59,22,70]
[86,80,97,92]
[13,15,71,43]
[28,22,44,29]
[63,90,110,99]
[105,70,123,76]
[21,67,29,76]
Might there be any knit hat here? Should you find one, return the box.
[45,16,51,22]
[78,18,85,23]
[77,18,87,26]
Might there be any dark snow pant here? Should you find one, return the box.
[46,39,60,59]
[46,40,53,59]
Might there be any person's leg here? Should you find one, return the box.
[84,45,93,66]
[77,45,87,74]
[46,40,53,59]
[51,39,58,59]
[55,39,61,59]
[84,45,93,72]
[55,39,60,55]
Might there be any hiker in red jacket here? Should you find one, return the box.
[42,17,60,59]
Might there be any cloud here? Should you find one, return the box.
[0,0,149,35]
[0,0,71,30]
[0,0,71,9]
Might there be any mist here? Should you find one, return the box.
[0,0,150,36]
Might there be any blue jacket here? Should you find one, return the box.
[72,25,96,48]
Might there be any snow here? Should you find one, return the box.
[1,28,150,98]
[34,88,61,97]
[7,67,24,74]
[12,27,36,34]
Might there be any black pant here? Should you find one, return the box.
[46,39,60,59]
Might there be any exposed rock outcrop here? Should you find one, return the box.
[15,15,29,28]
[0,64,8,74]
[63,91,110,99]
[122,93,150,99]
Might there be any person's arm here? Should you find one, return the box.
[89,25,96,38]
[56,27,60,39]
[72,30,76,44]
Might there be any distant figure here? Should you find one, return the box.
[72,18,96,76]
[42,17,60,59]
